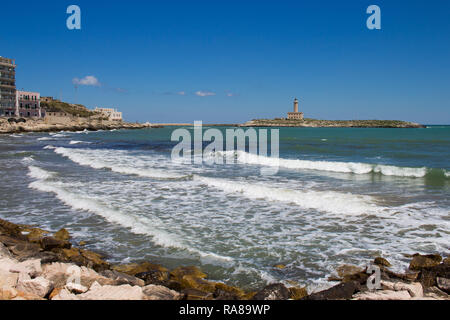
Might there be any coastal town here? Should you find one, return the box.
[0,56,150,133]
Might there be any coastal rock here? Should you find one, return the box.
[100,270,145,287]
[54,228,70,241]
[417,263,450,288]
[143,284,181,300]
[78,281,144,300]
[50,288,79,300]
[42,262,115,288]
[40,237,71,251]
[213,282,246,300]
[436,277,450,294]
[181,288,214,300]
[253,283,290,300]
[304,281,360,300]
[409,254,442,270]
[170,266,207,279]
[0,269,19,288]
[374,257,391,267]
[25,228,50,243]
[423,286,449,300]
[66,282,88,294]
[135,269,170,286]
[336,265,364,278]
[288,286,308,300]
[16,276,53,298]
[353,290,412,300]
[9,259,42,277]
[0,242,11,258]
[112,262,168,276]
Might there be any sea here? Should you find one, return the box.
[0,126,449,292]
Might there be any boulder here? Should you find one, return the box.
[40,237,71,251]
[374,257,391,267]
[253,283,290,300]
[78,281,144,300]
[0,269,19,288]
[112,262,168,276]
[393,282,423,298]
[16,276,53,298]
[417,263,450,288]
[181,288,214,300]
[170,266,207,279]
[0,242,11,258]
[50,288,79,300]
[213,282,246,300]
[42,262,115,289]
[436,277,450,294]
[66,282,88,294]
[353,290,412,300]
[409,254,442,271]
[135,269,170,286]
[336,265,364,278]
[100,270,145,287]
[304,281,360,300]
[288,287,308,300]
[9,259,42,277]
[143,284,181,300]
[54,228,70,241]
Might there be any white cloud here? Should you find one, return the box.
[177,91,186,96]
[72,75,101,87]
[195,90,216,97]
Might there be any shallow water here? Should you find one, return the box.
[0,126,449,291]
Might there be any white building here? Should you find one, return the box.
[94,107,123,121]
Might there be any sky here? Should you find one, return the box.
[1,0,449,124]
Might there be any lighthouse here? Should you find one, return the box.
[287,98,304,120]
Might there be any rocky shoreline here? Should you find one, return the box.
[0,117,151,134]
[0,217,448,300]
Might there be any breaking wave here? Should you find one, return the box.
[194,175,380,215]
[27,165,232,263]
[53,147,191,180]
[215,151,446,179]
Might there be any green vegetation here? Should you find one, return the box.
[41,100,97,118]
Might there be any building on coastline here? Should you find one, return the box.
[15,90,42,118]
[40,96,55,103]
[287,98,304,120]
[0,57,17,117]
[94,107,123,121]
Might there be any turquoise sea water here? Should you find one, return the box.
[0,126,449,291]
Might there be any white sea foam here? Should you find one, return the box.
[27,166,55,180]
[194,176,379,215]
[217,151,429,178]
[27,165,232,263]
[43,145,56,150]
[69,140,91,145]
[21,156,35,164]
[53,147,188,180]
[37,137,53,141]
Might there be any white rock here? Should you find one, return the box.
[0,269,19,288]
[0,257,17,273]
[0,243,11,258]
[66,282,88,294]
[394,282,423,298]
[78,282,144,300]
[16,276,53,298]
[42,263,114,288]
[51,288,80,300]
[353,290,412,300]
[143,285,181,300]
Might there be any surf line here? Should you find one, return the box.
[171,121,280,175]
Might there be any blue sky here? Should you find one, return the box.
[1,0,449,124]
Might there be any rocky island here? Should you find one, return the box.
[241,118,425,128]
